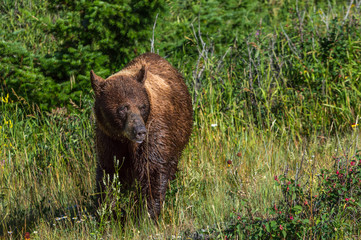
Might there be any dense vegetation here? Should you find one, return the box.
[1,0,361,239]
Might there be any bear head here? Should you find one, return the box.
[90,66,150,143]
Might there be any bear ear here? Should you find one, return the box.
[136,65,148,84]
[90,70,105,94]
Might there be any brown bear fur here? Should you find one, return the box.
[90,53,193,220]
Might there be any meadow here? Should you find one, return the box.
[1,0,361,239]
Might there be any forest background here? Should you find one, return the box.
[1,0,361,239]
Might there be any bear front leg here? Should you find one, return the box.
[95,163,106,204]
[139,166,169,220]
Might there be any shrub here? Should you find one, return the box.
[227,150,361,239]
[0,40,59,110]
[1,0,165,110]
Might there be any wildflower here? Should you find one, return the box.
[1,94,9,103]
[3,119,13,128]
[237,152,242,157]
[352,123,359,129]
[25,232,30,240]
[211,123,217,127]
[287,181,291,185]
[304,200,308,205]
[279,225,283,230]
[297,184,300,187]
[274,205,278,211]
[336,170,340,175]
[345,198,349,202]
[286,187,289,191]
[351,161,356,166]
[227,160,232,167]
[237,216,241,220]
[290,215,294,220]
[274,175,278,181]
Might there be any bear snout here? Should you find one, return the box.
[133,125,146,143]
[123,112,147,143]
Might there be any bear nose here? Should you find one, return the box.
[134,125,146,139]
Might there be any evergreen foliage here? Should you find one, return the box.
[1,0,165,109]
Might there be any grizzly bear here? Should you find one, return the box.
[90,53,193,220]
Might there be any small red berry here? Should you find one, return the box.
[25,232,30,240]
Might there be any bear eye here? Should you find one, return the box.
[139,104,147,113]
[118,105,128,115]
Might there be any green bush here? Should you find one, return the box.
[227,150,361,239]
[47,0,165,71]
[1,0,165,110]
[0,40,58,109]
